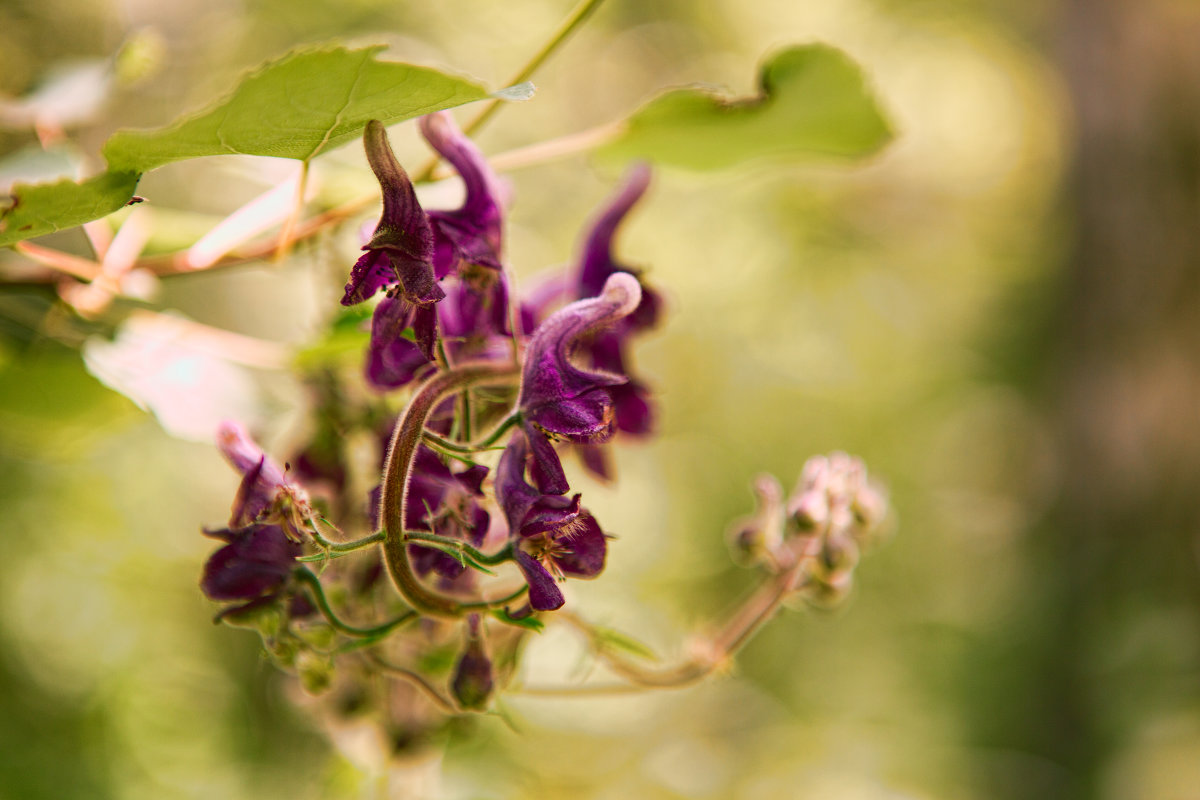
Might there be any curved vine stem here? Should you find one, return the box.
[561,557,811,689]
[294,568,416,638]
[379,360,520,616]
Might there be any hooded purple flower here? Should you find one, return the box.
[517,271,642,494]
[496,430,606,611]
[216,421,310,537]
[204,422,310,618]
[342,120,443,383]
[419,111,504,280]
[573,164,661,440]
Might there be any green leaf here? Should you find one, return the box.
[0,171,140,247]
[588,625,659,662]
[600,44,892,170]
[103,45,498,172]
[491,609,544,633]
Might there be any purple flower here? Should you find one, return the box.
[517,271,642,494]
[496,430,607,611]
[342,120,444,382]
[404,446,491,581]
[451,614,494,710]
[364,294,438,389]
[573,164,661,440]
[419,111,504,280]
[343,121,443,308]
[200,523,301,617]
[216,421,309,536]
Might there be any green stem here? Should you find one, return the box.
[294,569,416,638]
[380,361,520,616]
[366,653,458,713]
[560,559,810,689]
[405,531,513,566]
[412,0,609,182]
[421,411,521,454]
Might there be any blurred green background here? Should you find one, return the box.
[3,0,1199,798]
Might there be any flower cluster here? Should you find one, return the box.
[729,452,890,607]
[194,114,891,748]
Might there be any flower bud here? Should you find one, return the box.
[451,615,494,711]
[727,474,785,568]
[297,650,334,695]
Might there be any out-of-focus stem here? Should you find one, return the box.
[411,0,609,183]
[565,557,810,689]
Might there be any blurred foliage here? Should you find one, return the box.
[2,0,1199,799]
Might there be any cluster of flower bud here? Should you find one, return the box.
[729,452,889,607]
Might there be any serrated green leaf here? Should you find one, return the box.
[103,45,497,172]
[0,171,140,246]
[589,625,659,662]
[600,44,892,170]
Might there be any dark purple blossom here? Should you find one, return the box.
[364,294,438,389]
[451,614,494,710]
[342,120,443,384]
[419,111,504,280]
[574,164,661,440]
[517,271,642,493]
[201,523,301,617]
[420,111,513,352]
[217,421,309,536]
[343,121,443,308]
[403,446,491,581]
[205,423,312,619]
[496,430,607,611]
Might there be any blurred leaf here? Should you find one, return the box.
[600,44,892,170]
[589,625,659,662]
[292,316,370,370]
[0,171,140,247]
[491,609,543,632]
[103,45,498,172]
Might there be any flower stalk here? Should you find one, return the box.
[378,360,520,616]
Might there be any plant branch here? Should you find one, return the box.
[379,360,520,616]
[294,568,416,638]
[561,558,811,689]
[412,0,609,182]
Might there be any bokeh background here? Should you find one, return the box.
[3,0,1199,798]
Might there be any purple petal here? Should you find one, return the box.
[342,248,395,306]
[577,163,651,298]
[216,422,292,524]
[230,457,275,526]
[553,513,607,578]
[518,273,642,441]
[514,549,564,611]
[576,444,612,482]
[525,389,616,443]
[496,433,541,532]
[420,112,504,277]
[520,493,581,538]
[455,464,489,497]
[201,524,298,601]
[366,296,432,390]
[525,426,569,495]
[612,380,654,436]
